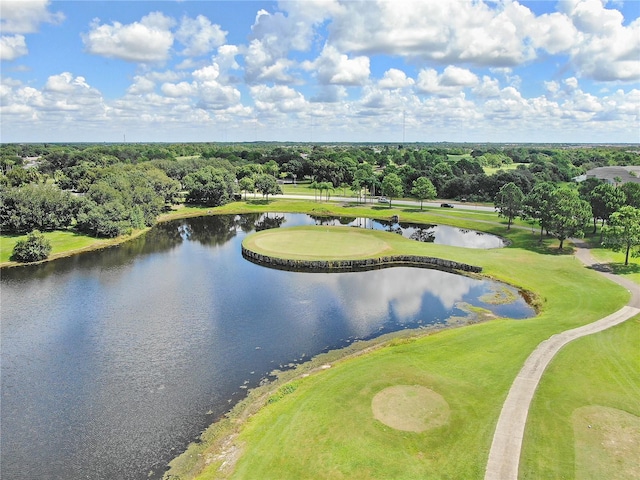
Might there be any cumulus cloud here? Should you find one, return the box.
[2,72,105,126]
[244,9,302,83]
[310,85,347,103]
[303,45,370,86]
[161,81,196,98]
[378,68,414,89]
[327,0,537,67]
[0,34,28,61]
[191,64,241,110]
[243,4,338,84]
[251,84,308,113]
[0,1,63,63]
[176,15,227,57]
[0,0,64,34]
[127,76,156,95]
[83,12,175,63]
[417,66,478,96]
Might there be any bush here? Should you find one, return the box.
[11,230,52,262]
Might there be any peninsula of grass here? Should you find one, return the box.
[241,226,481,272]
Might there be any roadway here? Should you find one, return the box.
[278,194,496,212]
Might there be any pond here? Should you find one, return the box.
[266,213,506,248]
[0,213,531,480]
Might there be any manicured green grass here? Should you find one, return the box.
[589,247,640,284]
[0,230,111,264]
[163,199,634,480]
[520,316,640,479]
[246,227,392,259]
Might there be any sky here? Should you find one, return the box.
[1,0,639,144]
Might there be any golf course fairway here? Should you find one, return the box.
[164,206,637,480]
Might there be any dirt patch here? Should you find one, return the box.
[371,385,450,432]
[572,405,640,480]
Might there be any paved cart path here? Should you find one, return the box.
[484,240,640,480]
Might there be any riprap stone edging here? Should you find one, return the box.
[241,246,482,273]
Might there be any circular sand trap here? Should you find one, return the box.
[372,385,450,432]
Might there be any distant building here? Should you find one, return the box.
[576,166,640,184]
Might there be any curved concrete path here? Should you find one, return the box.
[484,241,640,480]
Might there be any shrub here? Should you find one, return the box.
[11,230,52,262]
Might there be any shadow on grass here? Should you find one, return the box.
[246,199,274,206]
[606,263,640,275]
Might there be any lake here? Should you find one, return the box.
[0,213,531,479]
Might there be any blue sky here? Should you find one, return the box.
[1,0,639,143]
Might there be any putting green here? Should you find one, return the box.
[245,226,392,259]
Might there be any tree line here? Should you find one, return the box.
[1,142,639,262]
[494,179,640,263]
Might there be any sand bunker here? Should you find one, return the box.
[371,385,450,432]
[572,405,640,480]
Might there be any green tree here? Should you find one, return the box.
[547,187,592,250]
[183,166,236,206]
[381,173,403,208]
[317,181,334,201]
[0,184,79,233]
[621,182,640,208]
[411,177,437,211]
[602,206,640,265]
[522,182,555,242]
[254,174,282,200]
[12,230,52,262]
[589,183,626,236]
[494,182,524,230]
[238,176,255,200]
[76,200,133,237]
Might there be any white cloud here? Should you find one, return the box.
[0,0,64,34]
[251,84,308,113]
[161,81,196,98]
[82,12,175,63]
[327,0,536,67]
[193,64,220,82]
[417,66,478,96]
[1,73,106,127]
[558,0,640,81]
[176,15,227,57]
[0,34,28,60]
[473,76,501,98]
[378,69,414,89]
[527,11,578,54]
[127,76,156,95]
[310,85,347,103]
[303,45,370,86]
[243,3,337,84]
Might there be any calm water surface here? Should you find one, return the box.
[1,214,530,480]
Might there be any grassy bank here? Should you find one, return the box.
[0,229,148,265]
